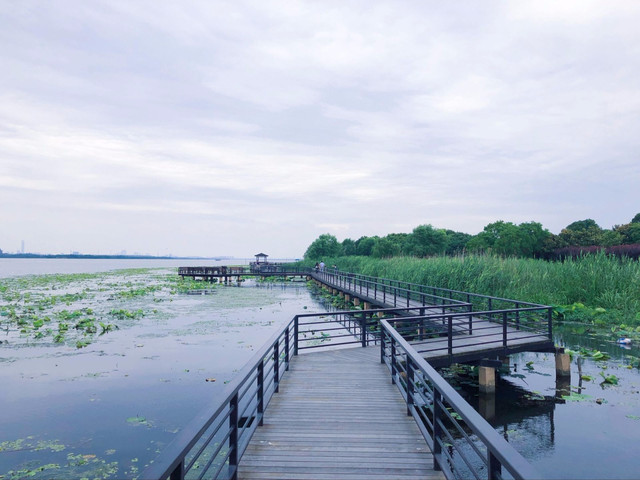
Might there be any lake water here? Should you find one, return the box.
[2,259,640,479]
[0,259,327,479]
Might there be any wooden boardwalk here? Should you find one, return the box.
[312,274,555,366]
[238,347,444,480]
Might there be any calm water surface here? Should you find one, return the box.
[2,259,640,479]
[0,260,325,479]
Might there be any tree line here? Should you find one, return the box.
[304,214,640,260]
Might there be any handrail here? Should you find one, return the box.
[140,306,433,480]
[380,319,540,480]
[178,265,309,276]
[142,269,547,480]
[140,316,296,480]
[314,269,547,309]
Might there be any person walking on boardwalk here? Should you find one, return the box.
[315,262,319,273]
[319,261,325,272]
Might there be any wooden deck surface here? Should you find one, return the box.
[238,347,444,480]
[313,274,554,365]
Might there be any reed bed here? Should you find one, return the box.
[303,252,640,325]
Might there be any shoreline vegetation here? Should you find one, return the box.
[296,253,640,337]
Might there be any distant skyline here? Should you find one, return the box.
[1,1,639,258]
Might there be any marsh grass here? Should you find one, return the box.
[300,252,640,326]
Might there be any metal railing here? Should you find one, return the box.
[178,265,308,277]
[142,270,548,480]
[385,306,553,364]
[381,319,540,480]
[313,269,546,312]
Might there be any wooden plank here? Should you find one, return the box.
[238,347,444,480]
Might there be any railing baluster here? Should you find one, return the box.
[257,360,264,426]
[503,311,508,350]
[432,391,443,471]
[294,316,299,356]
[406,360,414,416]
[229,393,239,480]
[169,460,184,480]
[489,451,502,480]
[274,342,280,393]
[391,341,397,384]
[285,327,290,370]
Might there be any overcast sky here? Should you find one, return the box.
[1,1,639,257]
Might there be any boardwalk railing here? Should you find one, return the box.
[381,319,540,480]
[178,264,307,278]
[141,306,541,480]
[140,307,425,480]
[142,270,549,480]
[313,269,546,312]
[386,306,553,364]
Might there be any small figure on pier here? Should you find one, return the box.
[319,261,325,272]
[315,262,319,273]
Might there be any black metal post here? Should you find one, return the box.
[284,327,290,371]
[406,360,414,416]
[169,460,184,480]
[294,316,299,356]
[391,342,397,384]
[447,316,453,358]
[274,342,280,393]
[488,451,502,480]
[502,311,508,349]
[361,312,367,347]
[257,360,264,426]
[433,391,442,471]
[229,393,239,479]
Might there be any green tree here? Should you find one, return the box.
[355,236,377,256]
[444,230,472,255]
[405,224,447,257]
[341,238,357,256]
[632,213,640,224]
[558,219,604,247]
[614,223,640,244]
[466,221,550,257]
[304,234,343,260]
[372,238,396,258]
[517,222,552,257]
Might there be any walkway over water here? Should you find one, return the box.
[142,268,547,480]
[310,269,555,367]
[238,347,443,480]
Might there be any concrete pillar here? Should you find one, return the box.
[479,366,496,394]
[363,301,372,310]
[556,375,571,400]
[339,292,345,298]
[345,294,350,302]
[555,353,571,378]
[353,298,360,306]
[478,393,496,421]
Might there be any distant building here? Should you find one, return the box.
[254,253,269,264]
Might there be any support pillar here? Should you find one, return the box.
[345,294,350,303]
[478,393,496,421]
[479,366,496,394]
[363,301,371,310]
[555,352,571,378]
[353,298,360,307]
